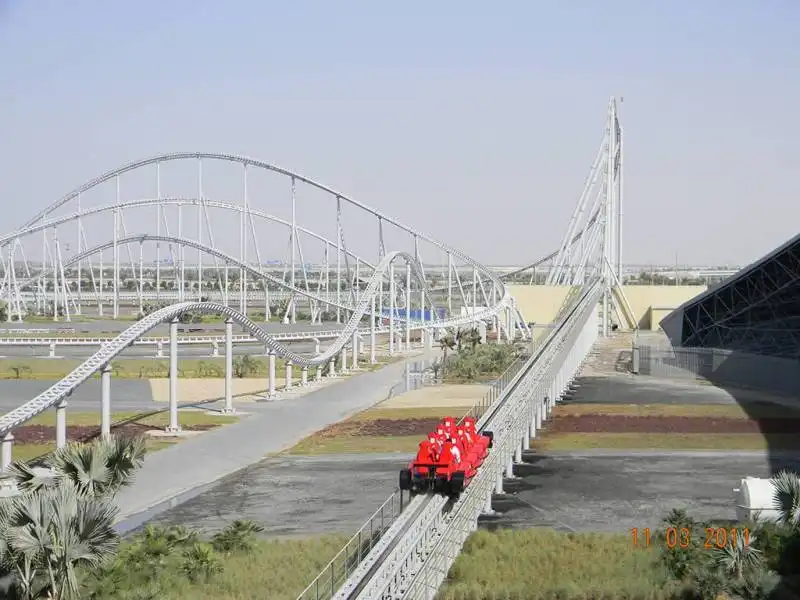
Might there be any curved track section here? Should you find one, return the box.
[0,152,519,339]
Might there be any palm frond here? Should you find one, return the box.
[7,462,61,495]
[772,468,800,529]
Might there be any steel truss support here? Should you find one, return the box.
[330,285,601,600]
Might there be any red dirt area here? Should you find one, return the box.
[547,415,800,435]
[313,418,443,439]
[14,422,218,445]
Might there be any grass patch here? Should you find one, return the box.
[286,405,473,456]
[20,410,239,428]
[12,438,178,463]
[554,402,800,419]
[84,531,350,600]
[532,432,795,452]
[437,528,670,600]
[4,410,238,464]
[0,356,287,380]
[287,435,420,455]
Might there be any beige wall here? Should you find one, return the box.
[648,308,674,331]
[507,284,707,329]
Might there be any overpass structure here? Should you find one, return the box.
[0,98,625,599]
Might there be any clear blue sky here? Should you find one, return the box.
[1,0,798,266]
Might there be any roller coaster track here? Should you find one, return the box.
[298,279,602,600]
[0,244,517,439]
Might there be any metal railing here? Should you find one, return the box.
[296,491,406,600]
[296,342,531,600]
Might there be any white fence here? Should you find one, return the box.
[637,344,800,397]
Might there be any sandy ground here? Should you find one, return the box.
[377,383,490,409]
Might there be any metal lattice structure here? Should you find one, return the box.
[500,98,636,331]
[0,152,529,341]
[660,233,800,359]
[293,99,626,600]
[1,99,629,600]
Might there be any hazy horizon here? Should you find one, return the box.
[1,1,798,268]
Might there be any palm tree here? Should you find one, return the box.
[0,435,147,598]
[438,333,456,377]
[465,327,482,350]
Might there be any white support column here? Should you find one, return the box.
[351,329,358,370]
[285,361,293,391]
[223,318,234,414]
[405,263,411,349]
[166,318,181,433]
[340,347,348,373]
[425,328,433,352]
[328,358,336,377]
[268,351,277,397]
[505,454,514,478]
[388,262,395,356]
[101,363,112,439]
[494,467,504,494]
[301,366,308,386]
[514,440,523,463]
[1,433,13,471]
[56,399,68,449]
[370,295,377,364]
[315,363,322,381]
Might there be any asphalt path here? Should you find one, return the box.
[146,372,800,537]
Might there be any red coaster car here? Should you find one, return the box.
[399,417,494,497]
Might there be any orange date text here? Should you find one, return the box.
[631,527,750,549]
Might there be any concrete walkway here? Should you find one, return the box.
[114,352,432,527]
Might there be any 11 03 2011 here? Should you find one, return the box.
[631,527,751,549]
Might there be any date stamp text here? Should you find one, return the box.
[631,527,750,549]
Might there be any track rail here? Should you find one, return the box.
[315,280,601,600]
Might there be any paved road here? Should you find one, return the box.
[146,372,800,538]
[483,450,800,533]
[115,351,433,531]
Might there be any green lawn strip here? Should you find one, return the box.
[0,356,289,380]
[554,402,800,420]
[82,533,350,600]
[6,410,238,464]
[89,528,668,600]
[531,432,799,452]
[20,410,239,428]
[286,405,474,456]
[13,438,179,464]
[287,435,421,456]
[437,528,670,600]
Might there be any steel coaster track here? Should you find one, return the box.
[0,248,518,440]
[325,280,602,600]
[295,353,530,600]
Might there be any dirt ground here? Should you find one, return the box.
[13,422,217,445]
[546,414,800,435]
[313,417,442,440]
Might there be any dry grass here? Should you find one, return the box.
[553,402,800,420]
[531,432,800,452]
[437,528,671,600]
[95,528,673,600]
[0,356,287,380]
[120,534,350,600]
[286,405,471,456]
